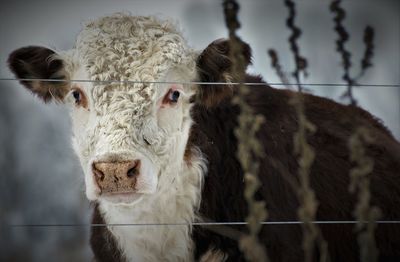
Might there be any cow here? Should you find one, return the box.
[7,13,400,262]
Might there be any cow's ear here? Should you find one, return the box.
[8,46,70,103]
[196,38,252,107]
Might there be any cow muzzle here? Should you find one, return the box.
[92,160,140,194]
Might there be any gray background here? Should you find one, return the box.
[0,0,399,261]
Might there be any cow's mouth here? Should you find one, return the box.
[101,191,144,204]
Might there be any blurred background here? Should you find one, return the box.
[0,0,399,261]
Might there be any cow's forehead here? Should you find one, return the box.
[72,14,196,98]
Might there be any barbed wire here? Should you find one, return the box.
[0,77,399,87]
[7,220,400,227]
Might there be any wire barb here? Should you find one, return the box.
[223,0,269,261]
[267,49,290,88]
[356,26,375,80]
[284,0,308,91]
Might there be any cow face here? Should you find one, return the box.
[8,14,251,205]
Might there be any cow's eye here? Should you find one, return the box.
[167,90,180,103]
[71,88,87,108]
[72,90,81,104]
[161,87,183,106]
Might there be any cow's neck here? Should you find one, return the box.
[98,151,205,262]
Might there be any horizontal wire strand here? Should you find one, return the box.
[8,220,400,227]
[0,78,399,87]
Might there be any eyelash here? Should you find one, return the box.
[71,88,179,108]
[166,89,180,103]
[72,90,81,104]
[71,88,87,108]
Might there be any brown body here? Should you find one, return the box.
[192,40,399,261]
[90,73,400,261]
[191,76,400,261]
[9,39,400,261]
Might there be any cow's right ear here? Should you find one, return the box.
[196,38,252,107]
[8,46,70,103]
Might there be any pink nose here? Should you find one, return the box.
[92,160,140,193]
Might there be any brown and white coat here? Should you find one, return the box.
[8,13,400,262]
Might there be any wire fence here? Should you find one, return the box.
[1,1,399,261]
[2,77,400,229]
[0,78,399,87]
[7,220,400,228]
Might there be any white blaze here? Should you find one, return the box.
[57,14,205,261]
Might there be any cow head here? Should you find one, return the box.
[8,14,251,205]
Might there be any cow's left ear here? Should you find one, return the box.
[8,46,70,103]
[196,38,252,107]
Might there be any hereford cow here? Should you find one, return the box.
[8,14,400,261]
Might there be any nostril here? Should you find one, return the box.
[92,159,140,183]
[127,167,136,178]
[93,165,105,182]
[127,160,140,178]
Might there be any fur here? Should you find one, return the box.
[97,153,205,261]
[191,75,400,261]
[8,13,400,262]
